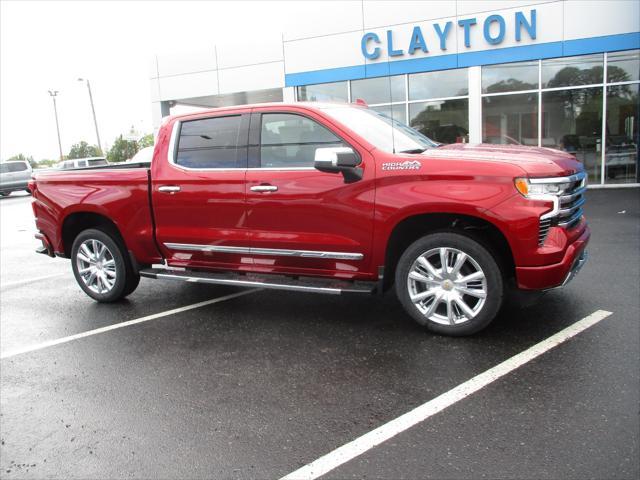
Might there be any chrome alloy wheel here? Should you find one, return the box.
[75,239,117,294]
[407,247,488,326]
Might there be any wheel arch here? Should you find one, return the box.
[382,212,515,291]
[61,211,127,259]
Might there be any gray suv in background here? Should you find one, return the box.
[0,160,32,196]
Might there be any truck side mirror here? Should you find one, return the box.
[314,147,363,183]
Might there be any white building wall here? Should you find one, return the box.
[563,0,640,40]
[218,62,284,94]
[284,0,639,78]
[151,0,640,127]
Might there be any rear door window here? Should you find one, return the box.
[176,115,242,169]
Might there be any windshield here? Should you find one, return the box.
[321,106,437,154]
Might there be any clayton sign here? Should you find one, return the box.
[361,9,537,59]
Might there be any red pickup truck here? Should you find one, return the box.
[31,103,589,335]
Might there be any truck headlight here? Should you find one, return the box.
[514,178,573,198]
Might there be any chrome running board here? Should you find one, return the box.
[139,268,376,295]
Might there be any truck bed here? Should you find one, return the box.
[32,166,161,265]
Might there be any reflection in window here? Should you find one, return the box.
[351,76,405,105]
[176,115,241,169]
[371,104,406,124]
[482,93,538,146]
[605,83,639,183]
[482,61,538,93]
[607,50,640,83]
[409,69,468,100]
[542,54,603,88]
[297,82,348,102]
[409,99,469,144]
[260,113,344,168]
[542,87,603,183]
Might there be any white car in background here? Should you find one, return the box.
[127,146,154,164]
[55,157,109,170]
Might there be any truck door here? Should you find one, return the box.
[244,108,375,278]
[151,113,251,270]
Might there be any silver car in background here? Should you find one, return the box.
[0,160,32,196]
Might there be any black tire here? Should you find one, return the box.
[71,227,140,302]
[0,192,8,197]
[395,232,504,336]
[122,269,141,297]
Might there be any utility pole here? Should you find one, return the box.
[48,90,63,161]
[78,78,102,154]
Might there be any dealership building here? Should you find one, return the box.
[149,0,640,186]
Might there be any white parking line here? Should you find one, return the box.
[0,289,260,360]
[1,272,66,289]
[281,309,613,480]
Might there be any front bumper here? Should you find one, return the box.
[516,225,590,290]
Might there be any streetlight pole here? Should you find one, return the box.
[48,90,63,161]
[78,78,102,154]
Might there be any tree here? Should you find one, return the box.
[138,133,154,149]
[36,159,58,168]
[68,141,101,159]
[107,135,139,163]
[7,153,36,168]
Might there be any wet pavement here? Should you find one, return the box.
[0,188,638,479]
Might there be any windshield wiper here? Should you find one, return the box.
[398,148,427,154]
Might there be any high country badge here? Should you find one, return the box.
[381,160,422,171]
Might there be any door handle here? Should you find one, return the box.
[250,185,278,192]
[158,185,181,193]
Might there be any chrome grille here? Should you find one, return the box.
[557,177,586,229]
[538,172,586,246]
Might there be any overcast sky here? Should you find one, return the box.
[0,0,328,161]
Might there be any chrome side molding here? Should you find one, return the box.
[163,243,364,261]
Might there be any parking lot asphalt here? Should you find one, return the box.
[0,188,638,479]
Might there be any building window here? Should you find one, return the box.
[409,69,468,100]
[351,75,405,105]
[605,83,639,183]
[542,87,603,182]
[409,99,469,144]
[294,49,639,184]
[176,115,242,169]
[607,50,640,83]
[483,93,538,146]
[407,68,469,144]
[541,54,604,88]
[481,51,640,184]
[481,60,539,146]
[297,82,348,102]
[482,60,538,93]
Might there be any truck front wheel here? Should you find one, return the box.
[71,228,140,302]
[395,232,504,336]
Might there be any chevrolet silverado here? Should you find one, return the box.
[31,103,590,335]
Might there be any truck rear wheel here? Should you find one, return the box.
[71,228,140,302]
[395,232,504,336]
